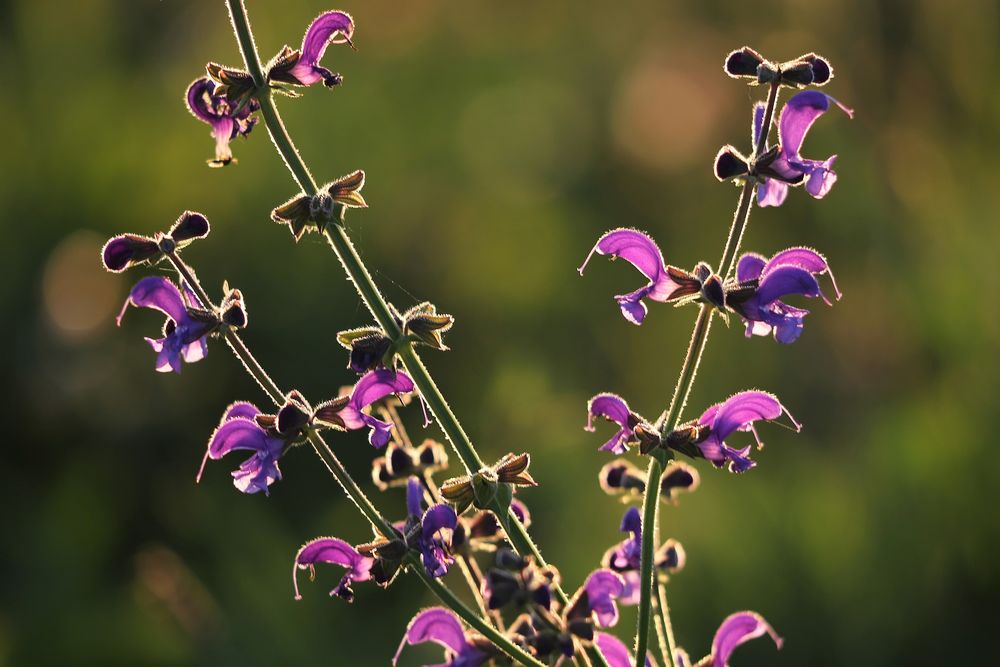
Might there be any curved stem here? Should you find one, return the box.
[633,81,782,667]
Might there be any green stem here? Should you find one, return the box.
[225,4,607,663]
[633,81,782,667]
[655,580,679,665]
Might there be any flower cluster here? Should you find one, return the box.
[104,8,853,663]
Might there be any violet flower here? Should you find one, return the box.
[594,632,654,667]
[394,607,489,667]
[405,477,459,578]
[603,507,686,605]
[185,77,259,167]
[197,401,286,495]
[117,276,217,373]
[293,537,374,602]
[728,247,841,343]
[270,11,355,88]
[585,393,658,454]
[566,569,627,629]
[599,459,700,503]
[756,91,854,207]
[691,390,800,473]
[694,612,783,667]
[579,228,693,325]
[314,369,416,447]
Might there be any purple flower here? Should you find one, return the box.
[406,477,459,578]
[756,91,853,207]
[315,369,416,447]
[394,607,489,667]
[566,569,626,629]
[585,393,658,455]
[117,276,216,373]
[274,11,355,88]
[729,247,841,343]
[709,612,782,667]
[185,77,259,167]
[694,391,800,473]
[102,212,211,273]
[579,229,690,325]
[293,537,374,602]
[603,508,686,605]
[594,632,654,667]
[197,401,286,495]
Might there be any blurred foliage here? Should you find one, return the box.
[1,0,998,665]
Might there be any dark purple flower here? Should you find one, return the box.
[728,247,841,343]
[117,276,216,373]
[756,91,853,207]
[585,393,658,454]
[579,229,689,325]
[276,11,355,88]
[394,607,489,667]
[196,401,286,495]
[102,212,211,273]
[594,632,654,667]
[709,612,782,667]
[407,477,458,578]
[293,537,374,602]
[315,369,415,447]
[185,76,259,167]
[603,507,686,606]
[482,549,554,611]
[694,391,800,473]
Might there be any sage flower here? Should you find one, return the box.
[756,91,854,207]
[314,369,416,447]
[394,607,490,667]
[674,612,781,667]
[594,632,654,667]
[184,77,259,167]
[603,507,686,605]
[117,276,215,373]
[728,247,841,343]
[197,401,286,495]
[406,477,459,578]
[599,459,700,503]
[585,393,658,454]
[579,229,694,325]
[565,569,627,629]
[687,390,800,473]
[269,11,355,88]
[293,537,374,602]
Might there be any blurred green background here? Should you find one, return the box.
[2,0,998,664]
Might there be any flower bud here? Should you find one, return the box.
[101,234,160,272]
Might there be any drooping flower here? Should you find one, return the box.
[727,247,841,343]
[594,632,654,667]
[197,401,286,495]
[394,607,491,667]
[603,507,686,605]
[293,537,374,602]
[674,612,782,667]
[669,390,800,473]
[185,77,259,167]
[585,393,659,455]
[313,369,416,447]
[268,11,355,88]
[579,229,698,324]
[117,276,218,373]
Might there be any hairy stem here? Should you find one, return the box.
[225,2,599,663]
[632,81,781,667]
[655,579,679,665]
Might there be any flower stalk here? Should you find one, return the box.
[631,81,781,667]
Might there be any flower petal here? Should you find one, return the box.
[223,401,261,422]
[394,607,468,664]
[584,569,626,628]
[293,537,373,601]
[117,276,187,327]
[710,391,784,443]
[711,611,782,667]
[779,91,852,160]
[185,77,219,124]
[587,393,631,430]
[756,178,788,207]
[300,11,354,65]
[735,253,766,283]
[594,632,652,667]
[756,265,821,306]
[580,229,677,300]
